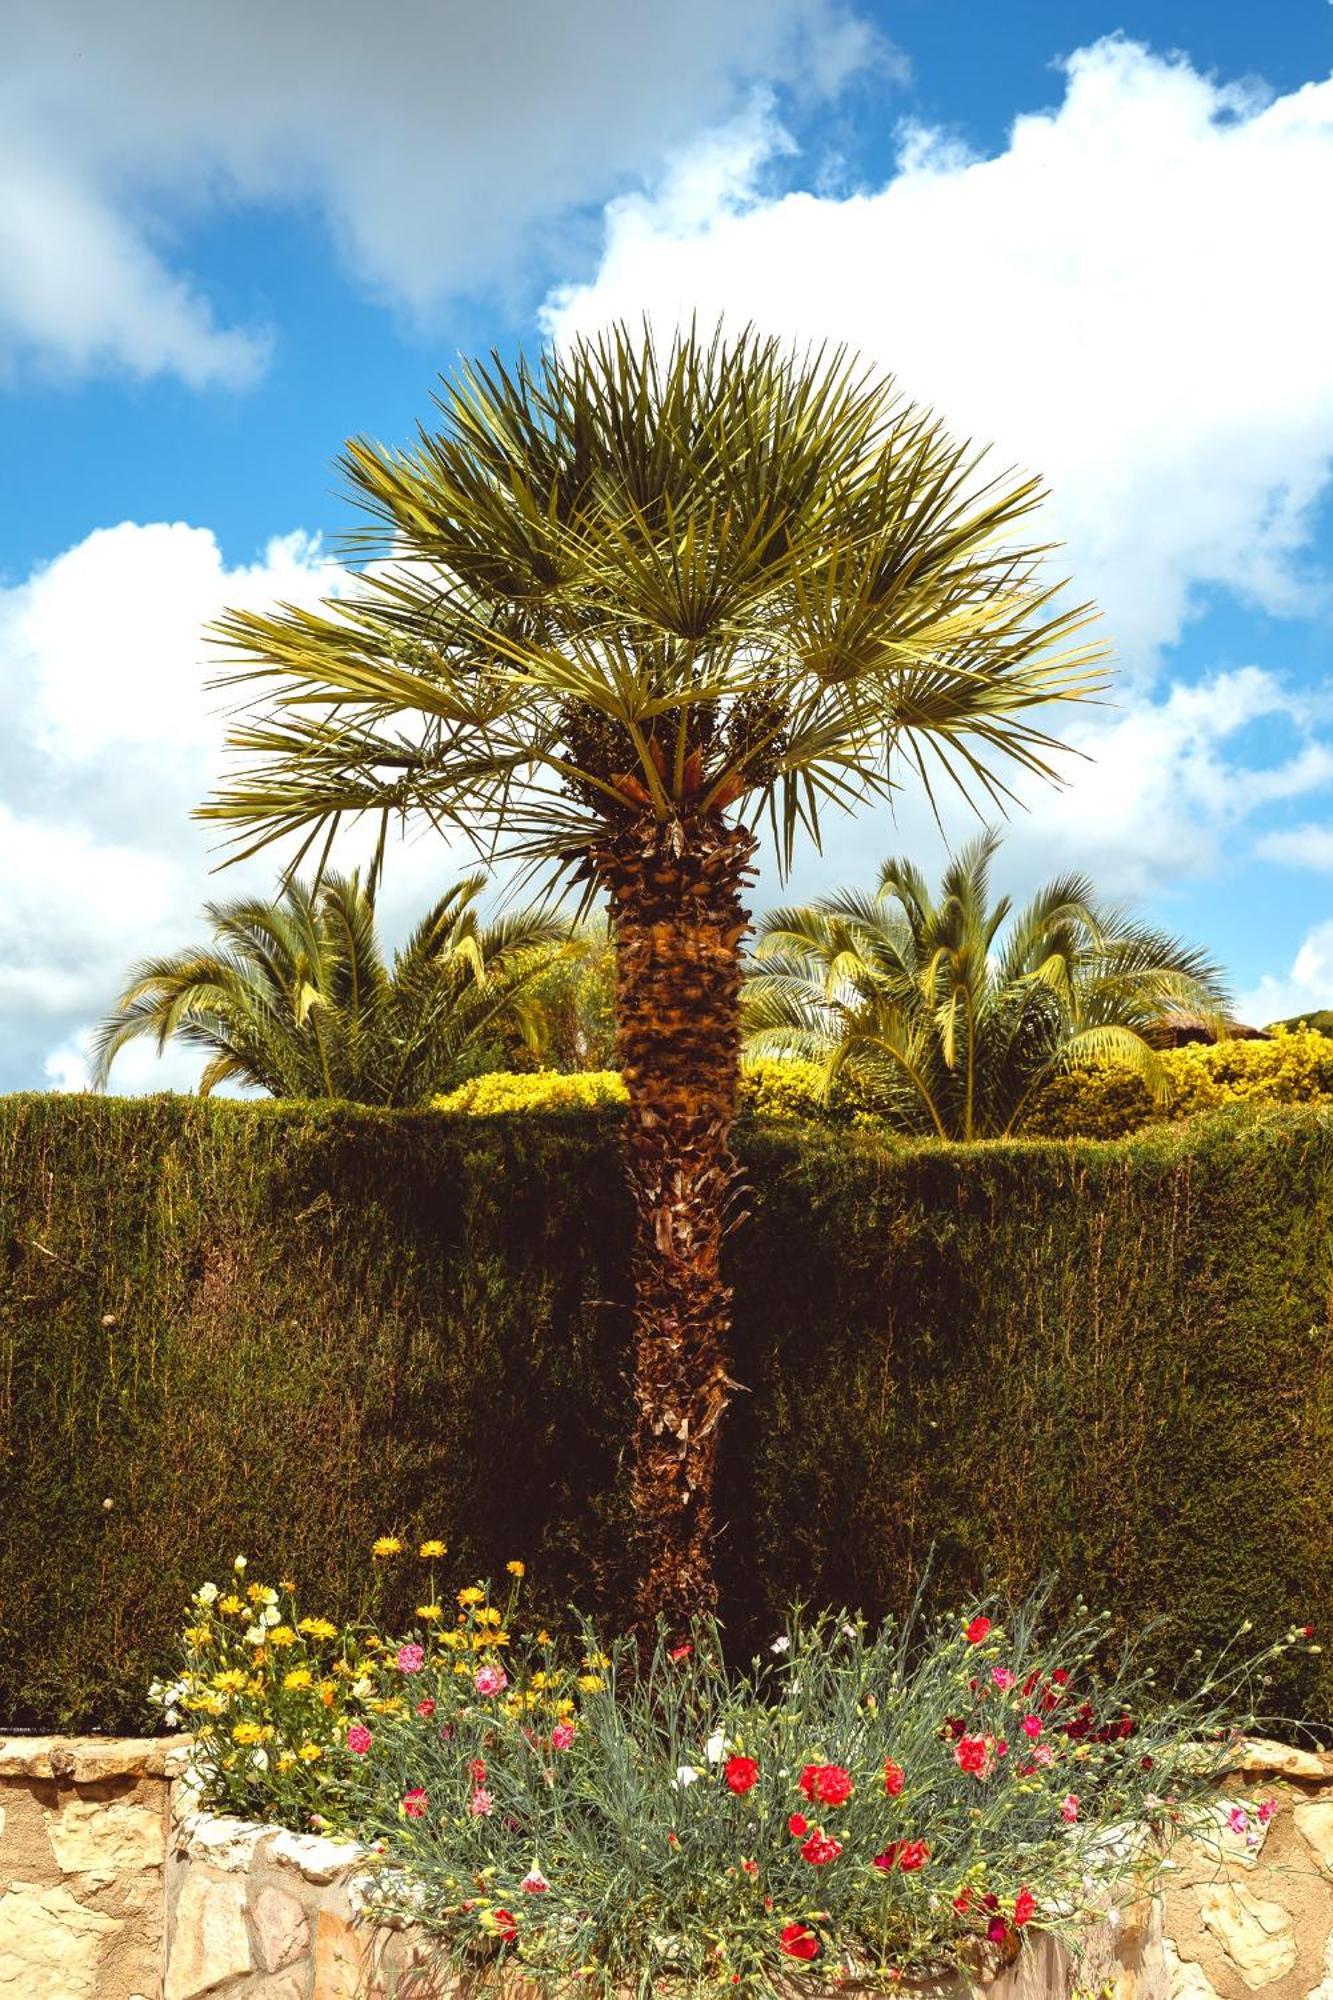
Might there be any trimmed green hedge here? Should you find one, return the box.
[1,1095,1330,1732]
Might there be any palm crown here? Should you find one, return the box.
[201,323,1104,881]
[92,872,567,1104]
[746,832,1230,1140]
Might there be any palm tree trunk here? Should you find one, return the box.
[591,813,758,1635]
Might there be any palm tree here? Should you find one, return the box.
[746,832,1228,1139]
[92,872,568,1104]
[199,322,1105,1625]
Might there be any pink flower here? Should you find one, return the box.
[416,1698,436,1719]
[346,1723,373,1756]
[1031,1744,1055,1767]
[1257,1797,1279,1825]
[991,1667,1016,1691]
[474,1664,508,1697]
[397,1643,425,1674]
[1061,1794,1080,1824]
[469,1787,494,1818]
[551,1722,576,1751]
[402,1788,428,1818]
[521,1866,549,1894]
[1021,1714,1043,1739]
[1227,1807,1250,1837]
[987,1918,1009,1946]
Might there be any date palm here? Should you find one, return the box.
[92,872,567,1104]
[200,322,1105,1625]
[747,831,1228,1139]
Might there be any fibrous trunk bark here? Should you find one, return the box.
[589,812,758,1636]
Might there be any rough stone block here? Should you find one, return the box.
[164,1869,252,2000]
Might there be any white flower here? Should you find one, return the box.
[704,1730,728,1765]
[195,1582,219,1606]
[770,1636,790,1655]
[243,1624,266,1646]
[675,1765,700,1787]
[352,1676,373,1699]
[233,1555,247,1573]
[249,1748,269,1772]
[261,1605,282,1628]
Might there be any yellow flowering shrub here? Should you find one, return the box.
[434,1070,628,1115]
[1025,1028,1333,1139]
[434,1058,846,1123]
[152,1546,581,1832]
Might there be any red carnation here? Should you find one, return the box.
[954,1734,993,1778]
[883,1757,905,1797]
[873,1838,929,1872]
[493,1909,518,1943]
[780,1922,821,1961]
[1051,1668,1070,1686]
[966,1617,992,1645]
[987,1918,1009,1946]
[799,1828,844,1866]
[953,1889,972,1914]
[788,1812,809,1837]
[798,1763,853,1807]
[725,1755,760,1795]
[1014,1889,1037,1928]
[668,1642,693,1662]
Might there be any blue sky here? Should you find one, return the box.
[2,0,1331,1089]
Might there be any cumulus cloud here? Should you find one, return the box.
[1237,922,1333,1027]
[0,524,332,1087]
[545,38,1333,675]
[1255,824,1333,870]
[1,0,883,386]
[0,520,505,1090]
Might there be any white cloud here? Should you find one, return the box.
[1,0,883,386]
[544,38,1333,674]
[773,664,1333,914]
[0,524,334,1086]
[0,519,501,1090]
[1237,921,1333,1026]
[1255,824,1333,870]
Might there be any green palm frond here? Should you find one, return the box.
[92,874,570,1104]
[745,833,1230,1140]
[200,322,1107,886]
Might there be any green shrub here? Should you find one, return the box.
[1026,1028,1333,1138]
[1,1095,1329,1732]
[160,1563,1304,1994]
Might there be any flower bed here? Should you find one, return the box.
[148,1552,1322,1999]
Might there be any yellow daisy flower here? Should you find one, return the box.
[372,1536,404,1559]
[419,1539,447,1559]
[506,1560,525,1577]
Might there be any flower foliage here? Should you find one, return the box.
[158,1568,1310,1996]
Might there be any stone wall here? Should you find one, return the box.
[1161,1740,1333,2000]
[0,1734,189,1999]
[4,1735,1330,1998]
